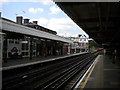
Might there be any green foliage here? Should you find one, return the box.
[89,40,101,51]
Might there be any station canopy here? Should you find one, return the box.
[1,18,73,43]
[56,2,120,48]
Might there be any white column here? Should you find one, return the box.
[68,43,71,54]
[74,46,76,53]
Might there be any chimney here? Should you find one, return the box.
[24,19,29,24]
[33,21,38,25]
[78,34,82,37]
[16,16,23,25]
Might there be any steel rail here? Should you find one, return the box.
[3,53,90,90]
[2,52,99,90]
[35,54,98,90]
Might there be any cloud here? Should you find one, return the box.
[40,0,53,5]
[49,6,61,15]
[47,18,81,37]
[28,8,44,14]
[25,0,53,5]
[0,0,8,3]
[47,18,73,31]
[0,0,9,5]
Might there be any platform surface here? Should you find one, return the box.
[2,52,87,69]
[85,54,120,88]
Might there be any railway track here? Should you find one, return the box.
[2,52,99,90]
[35,53,98,90]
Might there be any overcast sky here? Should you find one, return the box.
[1,0,88,37]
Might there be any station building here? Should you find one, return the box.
[0,16,73,61]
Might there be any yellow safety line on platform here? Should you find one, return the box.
[79,55,101,89]
[80,64,95,88]
[104,69,120,71]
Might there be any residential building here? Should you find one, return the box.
[69,34,89,53]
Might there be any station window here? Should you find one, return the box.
[33,52,36,55]
[33,45,36,50]
[22,52,25,56]
[15,40,19,44]
[15,40,17,44]
[9,39,14,44]
[11,39,14,43]
[26,52,28,56]
[22,43,28,50]
[22,52,28,56]
[22,43,25,50]
[33,41,36,50]
[9,39,12,43]
[26,43,28,50]
[79,43,81,46]
[80,39,82,41]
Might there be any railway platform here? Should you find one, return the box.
[2,52,86,68]
[83,54,120,88]
[2,55,63,67]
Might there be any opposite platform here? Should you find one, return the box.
[2,52,87,70]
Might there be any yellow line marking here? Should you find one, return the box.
[78,55,101,88]
[81,64,96,88]
[104,69,120,71]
